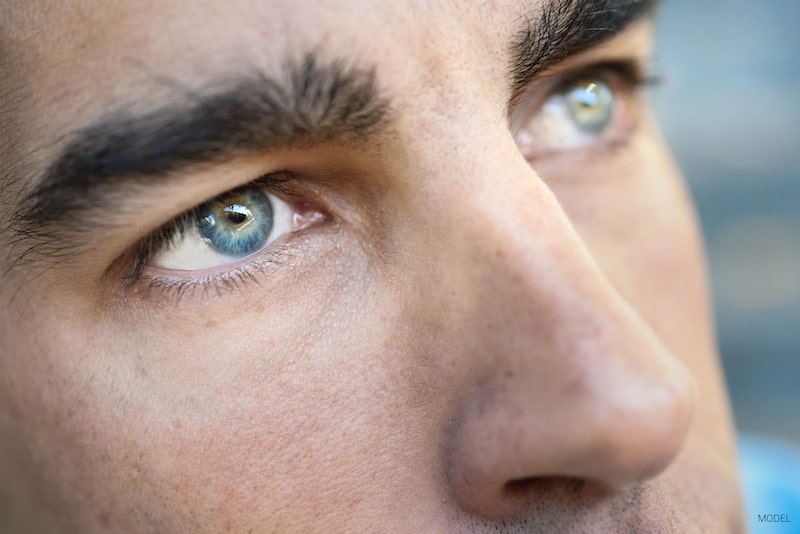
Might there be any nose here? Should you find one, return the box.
[426,149,697,519]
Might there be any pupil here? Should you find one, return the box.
[578,83,599,109]
[566,79,612,134]
[222,203,253,227]
[226,211,248,225]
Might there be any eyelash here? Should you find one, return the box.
[118,59,658,298]
[134,240,305,302]
[528,59,656,106]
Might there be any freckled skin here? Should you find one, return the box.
[0,1,743,533]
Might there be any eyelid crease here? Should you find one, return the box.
[511,57,659,115]
[559,59,660,90]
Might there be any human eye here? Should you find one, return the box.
[512,61,655,161]
[120,174,327,296]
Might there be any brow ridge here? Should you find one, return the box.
[509,0,659,105]
[16,53,390,239]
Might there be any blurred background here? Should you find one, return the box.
[653,0,800,446]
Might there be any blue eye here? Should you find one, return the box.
[197,187,273,256]
[148,186,297,272]
[512,69,639,159]
[563,79,614,135]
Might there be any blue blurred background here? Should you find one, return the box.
[653,0,800,445]
[653,1,799,529]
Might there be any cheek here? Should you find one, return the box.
[550,133,713,354]
[549,133,740,457]
[7,238,446,531]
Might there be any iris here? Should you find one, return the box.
[563,79,613,135]
[196,186,273,256]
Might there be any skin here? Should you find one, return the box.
[0,1,743,532]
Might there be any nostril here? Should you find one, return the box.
[504,476,589,497]
[496,476,616,516]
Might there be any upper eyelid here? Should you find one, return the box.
[508,21,656,112]
[519,58,650,99]
[508,60,649,127]
[141,172,304,238]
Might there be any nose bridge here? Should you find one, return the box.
[442,147,615,341]
[426,145,697,517]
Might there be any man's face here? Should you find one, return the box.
[0,1,743,532]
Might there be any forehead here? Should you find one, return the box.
[5,0,516,89]
[2,0,657,210]
[3,1,519,153]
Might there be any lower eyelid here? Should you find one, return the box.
[144,238,296,283]
[131,216,334,300]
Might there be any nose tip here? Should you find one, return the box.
[416,147,699,520]
[448,332,697,520]
[556,358,698,489]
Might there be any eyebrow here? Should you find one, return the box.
[509,0,659,104]
[15,53,390,241]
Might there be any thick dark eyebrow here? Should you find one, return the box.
[509,0,659,104]
[14,53,389,242]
